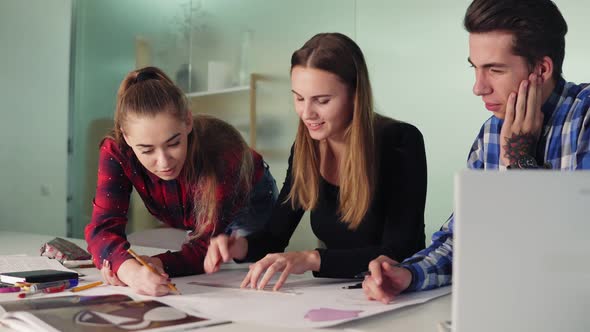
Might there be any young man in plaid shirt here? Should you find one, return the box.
[363,0,590,303]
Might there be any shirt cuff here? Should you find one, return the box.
[109,251,134,274]
[404,263,423,292]
[311,248,326,278]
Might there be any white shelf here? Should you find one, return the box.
[186,85,250,98]
[185,73,257,148]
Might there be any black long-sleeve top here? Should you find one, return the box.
[245,119,427,278]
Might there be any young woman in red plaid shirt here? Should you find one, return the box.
[85,66,277,296]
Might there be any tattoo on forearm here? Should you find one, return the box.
[503,131,537,165]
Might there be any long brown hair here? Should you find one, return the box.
[112,66,253,238]
[288,33,376,230]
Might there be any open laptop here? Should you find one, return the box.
[452,170,590,332]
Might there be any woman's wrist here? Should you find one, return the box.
[306,250,321,272]
[116,258,142,285]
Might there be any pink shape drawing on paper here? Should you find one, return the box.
[304,308,363,322]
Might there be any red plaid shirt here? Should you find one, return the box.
[85,138,263,277]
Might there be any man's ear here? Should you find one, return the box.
[537,56,554,82]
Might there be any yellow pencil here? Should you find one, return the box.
[71,281,103,292]
[126,249,180,294]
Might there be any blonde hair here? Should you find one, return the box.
[288,33,376,230]
[112,66,253,238]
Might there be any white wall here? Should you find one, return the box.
[0,0,72,235]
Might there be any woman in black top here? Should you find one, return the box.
[204,32,427,290]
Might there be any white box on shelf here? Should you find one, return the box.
[207,61,232,91]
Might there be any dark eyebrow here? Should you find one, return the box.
[136,133,181,148]
[467,57,508,69]
[290,90,332,99]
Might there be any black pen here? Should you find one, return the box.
[342,282,363,289]
[353,256,424,279]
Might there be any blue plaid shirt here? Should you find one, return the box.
[404,78,590,291]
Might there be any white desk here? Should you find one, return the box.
[0,232,450,331]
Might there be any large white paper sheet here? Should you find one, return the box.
[6,264,449,329]
[164,269,451,328]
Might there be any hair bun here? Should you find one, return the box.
[136,70,159,83]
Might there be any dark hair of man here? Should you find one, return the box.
[464,0,568,81]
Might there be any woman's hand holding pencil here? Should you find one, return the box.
[99,249,179,296]
[126,249,180,296]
